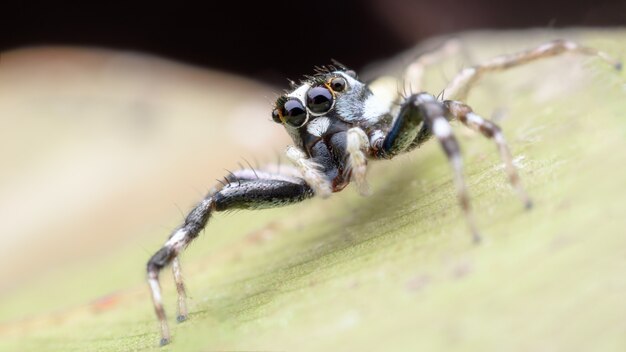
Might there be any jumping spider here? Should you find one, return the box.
[146,39,621,345]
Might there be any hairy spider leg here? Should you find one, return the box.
[445,39,622,101]
[171,257,187,322]
[377,94,531,211]
[403,38,462,95]
[444,100,532,208]
[147,171,314,345]
[374,93,481,243]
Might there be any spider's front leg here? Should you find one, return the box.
[371,91,536,242]
[146,169,314,345]
[372,93,481,242]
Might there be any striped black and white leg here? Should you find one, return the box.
[147,170,314,346]
[444,100,532,208]
[375,93,480,242]
[171,257,188,322]
[403,38,462,94]
[445,39,622,101]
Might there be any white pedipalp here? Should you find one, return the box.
[345,127,371,196]
[286,145,332,198]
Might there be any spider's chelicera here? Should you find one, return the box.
[146,39,621,345]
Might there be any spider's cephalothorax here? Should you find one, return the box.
[146,40,621,346]
[271,68,391,193]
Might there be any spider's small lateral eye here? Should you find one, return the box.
[306,86,334,114]
[329,77,347,92]
[283,99,308,127]
[271,108,282,124]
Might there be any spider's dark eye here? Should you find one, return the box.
[329,77,347,92]
[283,99,308,127]
[271,108,282,123]
[306,86,333,114]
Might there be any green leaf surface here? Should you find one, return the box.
[1,29,625,352]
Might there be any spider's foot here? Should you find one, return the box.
[472,232,482,245]
[177,314,188,323]
[160,338,170,346]
[524,198,534,210]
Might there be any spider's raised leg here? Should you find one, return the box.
[444,100,532,208]
[373,93,480,242]
[403,38,462,94]
[147,169,314,345]
[445,39,622,101]
[374,93,531,210]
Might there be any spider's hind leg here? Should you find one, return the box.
[445,39,622,101]
[402,38,462,95]
[147,169,314,346]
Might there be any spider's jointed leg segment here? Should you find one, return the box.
[445,39,622,101]
[402,38,462,95]
[444,100,532,208]
[171,257,188,322]
[147,172,314,345]
[376,93,481,242]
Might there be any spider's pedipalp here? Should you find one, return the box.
[345,127,371,195]
[286,145,333,198]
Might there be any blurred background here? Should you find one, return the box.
[0,0,624,336]
[2,0,625,83]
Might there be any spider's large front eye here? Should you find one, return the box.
[306,86,333,114]
[283,99,308,127]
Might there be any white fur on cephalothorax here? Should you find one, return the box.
[287,83,311,103]
[362,94,391,123]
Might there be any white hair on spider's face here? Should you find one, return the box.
[306,116,331,137]
[271,66,393,152]
[333,71,390,124]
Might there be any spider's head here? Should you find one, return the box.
[271,65,390,148]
